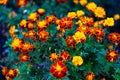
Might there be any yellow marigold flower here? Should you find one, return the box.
[37,20,47,30]
[113,14,120,20]
[67,12,77,19]
[76,10,84,18]
[86,2,97,12]
[9,26,16,37]
[0,0,8,4]
[73,0,79,4]
[49,53,59,61]
[79,0,87,6]
[37,8,45,16]
[17,0,29,7]
[19,19,27,28]
[28,12,38,22]
[86,72,95,80]
[103,17,114,27]
[94,7,106,18]
[73,31,86,43]
[72,56,83,66]
[94,21,99,27]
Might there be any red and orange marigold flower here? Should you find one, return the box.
[45,15,57,25]
[6,68,18,79]
[19,53,30,62]
[86,72,95,80]
[50,61,68,78]
[49,53,59,61]
[106,50,119,62]
[17,0,29,7]
[65,36,76,48]
[21,42,34,52]
[59,51,70,62]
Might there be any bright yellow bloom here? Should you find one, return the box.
[72,56,83,66]
[94,21,99,27]
[103,17,114,27]
[37,8,45,15]
[76,10,84,17]
[9,26,16,37]
[79,0,87,6]
[67,12,77,19]
[19,19,27,28]
[86,2,97,12]
[94,7,106,18]
[28,12,38,22]
[0,0,8,4]
[37,20,47,30]
[114,14,120,20]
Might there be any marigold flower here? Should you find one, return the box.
[17,0,29,7]
[86,72,95,80]
[101,78,106,80]
[86,2,97,12]
[21,42,34,52]
[37,30,49,42]
[72,56,83,66]
[76,10,85,18]
[79,0,87,6]
[6,68,18,79]
[11,38,24,52]
[2,66,8,76]
[56,0,68,3]
[59,51,70,62]
[28,12,38,22]
[8,11,16,18]
[93,21,99,27]
[114,14,120,20]
[27,23,35,30]
[67,12,77,19]
[57,25,66,33]
[77,25,89,34]
[73,0,79,4]
[9,26,16,37]
[73,31,86,43]
[107,32,120,45]
[19,53,30,62]
[37,8,45,16]
[103,17,114,27]
[49,53,59,61]
[94,7,106,18]
[23,30,36,39]
[58,17,73,29]
[65,36,76,48]
[37,20,47,30]
[0,0,8,5]
[45,15,57,24]
[50,61,68,78]
[19,19,27,28]
[106,50,118,62]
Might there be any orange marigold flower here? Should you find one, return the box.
[37,20,47,30]
[114,14,120,20]
[58,17,73,29]
[45,15,57,25]
[9,26,16,37]
[0,0,8,5]
[37,30,49,42]
[17,0,29,7]
[72,56,83,66]
[19,19,27,28]
[73,31,86,43]
[94,7,106,18]
[49,53,59,61]
[2,66,8,76]
[79,0,87,6]
[67,12,77,19]
[106,50,118,62]
[76,10,85,18]
[27,23,35,30]
[86,2,97,12]
[73,0,79,4]
[11,38,24,52]
[37,8,45,16]
[65,36,76,48]
[28,12,38,22]
[86,72,95,80]
[19,53,30,62]
[23,30,36,39]
[107,32,120,45]
[77,25,89,34]
[59,51,70,62]
[21,42,34,52]
[50,61,68,78]
[101,78,106,80]
[103,17,114,27]
[6,68,18,79]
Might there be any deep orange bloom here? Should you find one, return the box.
[65,36,76,48]
[6,68,18,79]
[107,32,120,45]
[106,50,118,62]
[2,66,8,76]
[37,30,49,42]
[27,23,35,30]
[23,30,36,39]
[0,0,8,5]
[59,51,70,62]
[21,42,34,52]
[17,0,29,7]
[19,53,30,62]
[45,15,57,25]
[76,25,89,34]
[49,53,59,61]
[50,61,68,78]
[86,72,95,80]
